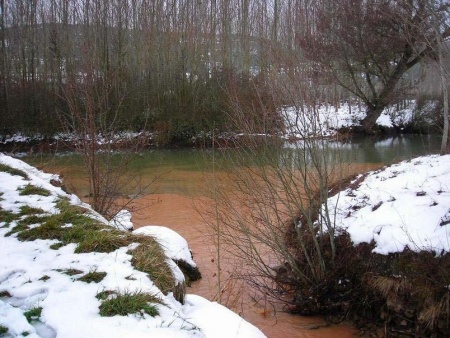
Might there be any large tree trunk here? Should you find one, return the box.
[361,105,385,133]
[361,56,413,134]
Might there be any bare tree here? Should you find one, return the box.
[300,0,450,134]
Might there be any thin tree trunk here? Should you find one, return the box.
[438,28,449,155]
[0,0,9,120]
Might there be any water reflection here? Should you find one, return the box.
[21,135,442,177]
[333,134,441,164]
[265,135,441,172]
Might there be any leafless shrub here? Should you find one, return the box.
[59,68,158,219]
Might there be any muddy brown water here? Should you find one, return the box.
[130,193,359,338]
[19,136,442,336]
[33,162,378,337]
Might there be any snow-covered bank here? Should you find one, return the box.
[0,154,265,338]
[328,154,450,254]
[281,100,432,138]
[2,100,439,152]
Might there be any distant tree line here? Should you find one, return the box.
[0,0,448,142]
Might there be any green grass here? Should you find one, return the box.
[96,290,117,300]
[0,163,28,179]
[74,229,130,253]
[16,197,103,245]
[79,271,107,283]
[0,208,19,226]
[49,242,64,250]
[9,197,183,302]
[1,206,45,230]
[0,325,7,334]
[18,184,51,197]
[129,238,176,295]
[98,290,161,317]
[5,214,49,236]
[24,307,42,323]
[20,205,46,215]
[5,224,29,236]
[19,214,49,226]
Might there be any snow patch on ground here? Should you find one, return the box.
[328,154,450,254]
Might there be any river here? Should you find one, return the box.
[19,134,442,337]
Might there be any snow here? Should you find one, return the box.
[109,210,134,231]
[327,154,450,254]
[0,153,266,338]
[133,226,197,268]
[183,295,265,338]
[1,133,44,144]
[282,101,416,138]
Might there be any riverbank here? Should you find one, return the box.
[0,99,442,153]
[284,154,450,336]
[0,154,266,338]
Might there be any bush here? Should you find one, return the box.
[280,225,450,336]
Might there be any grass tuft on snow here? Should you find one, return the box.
[55,268,84,276]
[24,306,42,323]
[98,290,161,317]
[19,205,46,215]
[10,196,180,300]
[0,163,28,179]
[0,325,8,334]
[129,239,177,295]
[0,208,19,226]
[18,184,51,196]
[78,270,107,283]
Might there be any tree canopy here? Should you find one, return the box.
[300,0,450,133]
